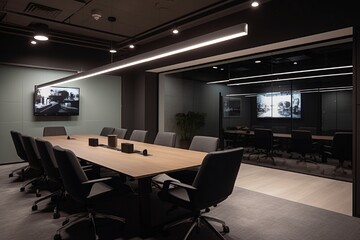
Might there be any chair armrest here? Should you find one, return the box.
[81,177,113,185]
[81,165,94,171]
[162,180,196,191]
[323,145,332,151]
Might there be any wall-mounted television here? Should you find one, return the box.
[257,91,301,118]
[34,86,80,116]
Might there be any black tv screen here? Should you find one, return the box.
[257,91,301,118]
[34,86,80,116]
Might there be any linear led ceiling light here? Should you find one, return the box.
[228,65,352,82]
[206,65,353,85]
[36,23,248,89]
[227,72,353,86]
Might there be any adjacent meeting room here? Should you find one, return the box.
[0,1,359,240]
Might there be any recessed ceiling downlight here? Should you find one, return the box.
[34,35,48,41]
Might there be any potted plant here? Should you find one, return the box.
[175,111,206,148]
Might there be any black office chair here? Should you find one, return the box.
[100,127,115,136]
[52,146,126,240]
[21,135,45,197]
[153,132,177,147]
[34,139,64,218]
[158,147,244,240]
[323,132,352,174]
[9,131,30,179]
[129,129,148,142]
[223,129,249,149]
[189,135,219,153]
[165,136,220,185]
[289,130,318,165]
[43,126,67,136]
[251,128,278,165]
[151,132,177,187]
[113,128,128,139]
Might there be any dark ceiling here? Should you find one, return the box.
[0,0,259,54]
[0,0,352,82]
[172,40,353,87]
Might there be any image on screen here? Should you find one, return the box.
[257,91,301,118]
[34,86,80,116]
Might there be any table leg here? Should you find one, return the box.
[137,177,152,236]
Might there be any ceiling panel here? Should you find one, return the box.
[1,0,230,45]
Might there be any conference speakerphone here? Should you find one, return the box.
[88,137,149,156]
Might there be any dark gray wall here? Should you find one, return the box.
[121,71,145,137]
[144,72,159,143]
[322,91,352,133]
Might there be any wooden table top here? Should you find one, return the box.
[224,130,333,141]
[39,134,206,179]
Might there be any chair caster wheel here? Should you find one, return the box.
[36,189,41,197]
[9,173,13,177]
[53,212,60,219]
[223,225,230,233]
[54,234,62,240]
[20,187,25,192]
[62,219,69,226]
[32,204,38,211]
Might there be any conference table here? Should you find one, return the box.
[40,134,207,235]
[224,130,334,141]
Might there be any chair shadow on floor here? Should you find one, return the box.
[242,148,352,182]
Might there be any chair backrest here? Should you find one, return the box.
[43,126,67,136]
[21,135,43,171]
[271,126,288,133]
[10,130,28,162]
[332,132,352,161]
[291,130,312,154]
[189,136,219,153]
[298,126,317,135]
[129,130,148,142]
[100,127,115,136]
[53,146,90,201]
[254,128,273,151]
[113,128,128,139]
[191,147,244,209]
[35,139,60,180]
[153,132,176,147]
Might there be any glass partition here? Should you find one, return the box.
[222,40,352,137]
[161,38,352,181]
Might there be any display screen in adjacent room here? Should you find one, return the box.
[256,91,301,118]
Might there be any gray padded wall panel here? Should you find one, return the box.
[0,65,121,164]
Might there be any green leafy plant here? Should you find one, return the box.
[175,111,206,141]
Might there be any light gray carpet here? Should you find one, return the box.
[1,163,360,240]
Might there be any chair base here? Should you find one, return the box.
[163,212,228,240]
[9,164,29,178]
[248,149,277,166]
[54,210,125,240]
[32,188,64,219]
[20,175,46,197]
